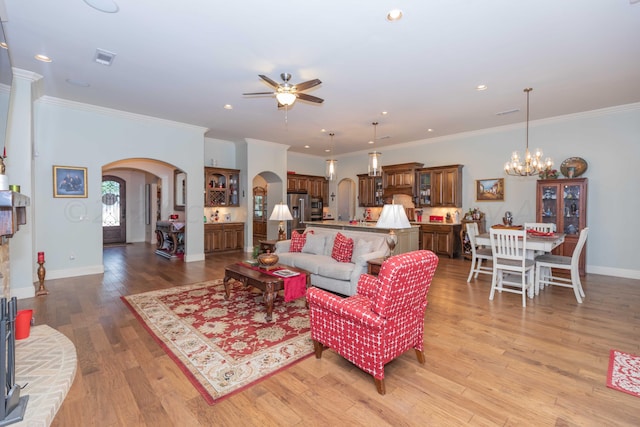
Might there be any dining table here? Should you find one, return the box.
[475,232,565,259]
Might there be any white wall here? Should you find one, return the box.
[33,97,207,282]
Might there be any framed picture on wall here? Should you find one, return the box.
[476,178,504,201]
[53,165,87,198]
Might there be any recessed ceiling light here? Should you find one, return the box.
[223,104,233,110]
[304,145,310,149]
[83,0,119,13]
[34,54,52,63]
[325,149,331,153]
[368,140,375,144]
[65,78,90,87]
[476,84,488,91]
[0,43,7,50]
[381,111,388,115]
[320,129,327,133]
[387,9,403,21]
[427,129,434,132]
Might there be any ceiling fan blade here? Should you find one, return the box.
[258,74,280,88]
[242,91,275,95]
[296,93,324,104]
[294,79,322,91]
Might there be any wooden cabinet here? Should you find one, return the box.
[536,178,588,275]
[382,162,423,198]
[420,223,462,258]
[416,165,463,207]
[204,167,240,207]
[287,174,328,203]
[204,222,244,253]
[357,174,383,207]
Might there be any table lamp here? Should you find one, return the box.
[376,204,411,258]
[269,202,293,241]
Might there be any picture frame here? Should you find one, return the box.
[53,166,87,198]
[476,178,504,201]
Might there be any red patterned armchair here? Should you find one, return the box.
[307,250,439,395]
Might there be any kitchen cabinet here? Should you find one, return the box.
[357,174,383,207]
[536,178,588,275]
[204,167,240,207]
[419,223,461,258]
[287,174,328,203]
[416,165,463,207]
[204,222,244,253]
[381,162,423,198]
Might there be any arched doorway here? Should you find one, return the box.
[102,175,126,244]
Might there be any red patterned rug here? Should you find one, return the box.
[607,349,640,398]
[122,279,313,404]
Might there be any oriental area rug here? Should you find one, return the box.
[122,279,314,404]
[607,349,640,398]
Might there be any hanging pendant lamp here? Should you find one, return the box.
[326,132,337,181]
[368,122,382,177]
[504,88,553,176]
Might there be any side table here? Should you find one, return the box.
[367,257,385,276]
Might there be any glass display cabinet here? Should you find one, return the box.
[204,167,240,207]
[536,177,588,275]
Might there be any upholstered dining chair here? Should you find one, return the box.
[466,222,493,282]
[535,227,589,303]
[489,227,536,307]
[306,250,439,395]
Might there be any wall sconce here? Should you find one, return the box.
[330,192,335,202]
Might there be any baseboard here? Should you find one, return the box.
[587,265,640,280]
[46,265,105,280]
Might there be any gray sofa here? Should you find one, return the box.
[274,226,389,296]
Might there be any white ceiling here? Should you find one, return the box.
[2,0,639,157]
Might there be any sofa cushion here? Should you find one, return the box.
[331,232,354,263]
[290,230,309,253]
[302,233,326,255]
[318,261,355,281]
[293,254,332,274]
[351,239,373,263]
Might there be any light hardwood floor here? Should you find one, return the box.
[18,243,640,426]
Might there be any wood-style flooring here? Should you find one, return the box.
[18,243,640,426]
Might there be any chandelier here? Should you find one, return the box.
[326,132,337,181]
[368,122,382,176]
[504,88,553,176]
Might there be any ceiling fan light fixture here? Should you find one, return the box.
[275,92,296,106]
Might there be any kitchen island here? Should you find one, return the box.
[306,221,419,255]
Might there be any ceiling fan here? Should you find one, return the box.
[243,73,324,108]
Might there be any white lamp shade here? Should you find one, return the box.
[376,204,411,229]
[269,202,293,221]
[275,92,296,106]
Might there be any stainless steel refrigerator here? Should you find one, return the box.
[287,193,310,238]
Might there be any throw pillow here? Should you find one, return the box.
[351,239,373,263]
[290,230,312,252]
[302,233,326,255]
[331,232,354,263]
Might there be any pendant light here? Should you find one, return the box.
[368,122,382,176]
[504,88,553,176]
[326,132,337,181]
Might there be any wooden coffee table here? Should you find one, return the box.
[223,263,310,322]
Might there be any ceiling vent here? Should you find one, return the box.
[94,48,116,66]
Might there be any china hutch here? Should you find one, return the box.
[204,167,240,207]
[536,178,588,275]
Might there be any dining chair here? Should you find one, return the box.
[524,222,556,233]
[466,222,492,282]
[489,228,536,307]
[534,227,589,303]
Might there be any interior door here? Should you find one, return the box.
[102,175,126,244]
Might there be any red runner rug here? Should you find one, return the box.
[607,349,640,398]
[122,279,313,404]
